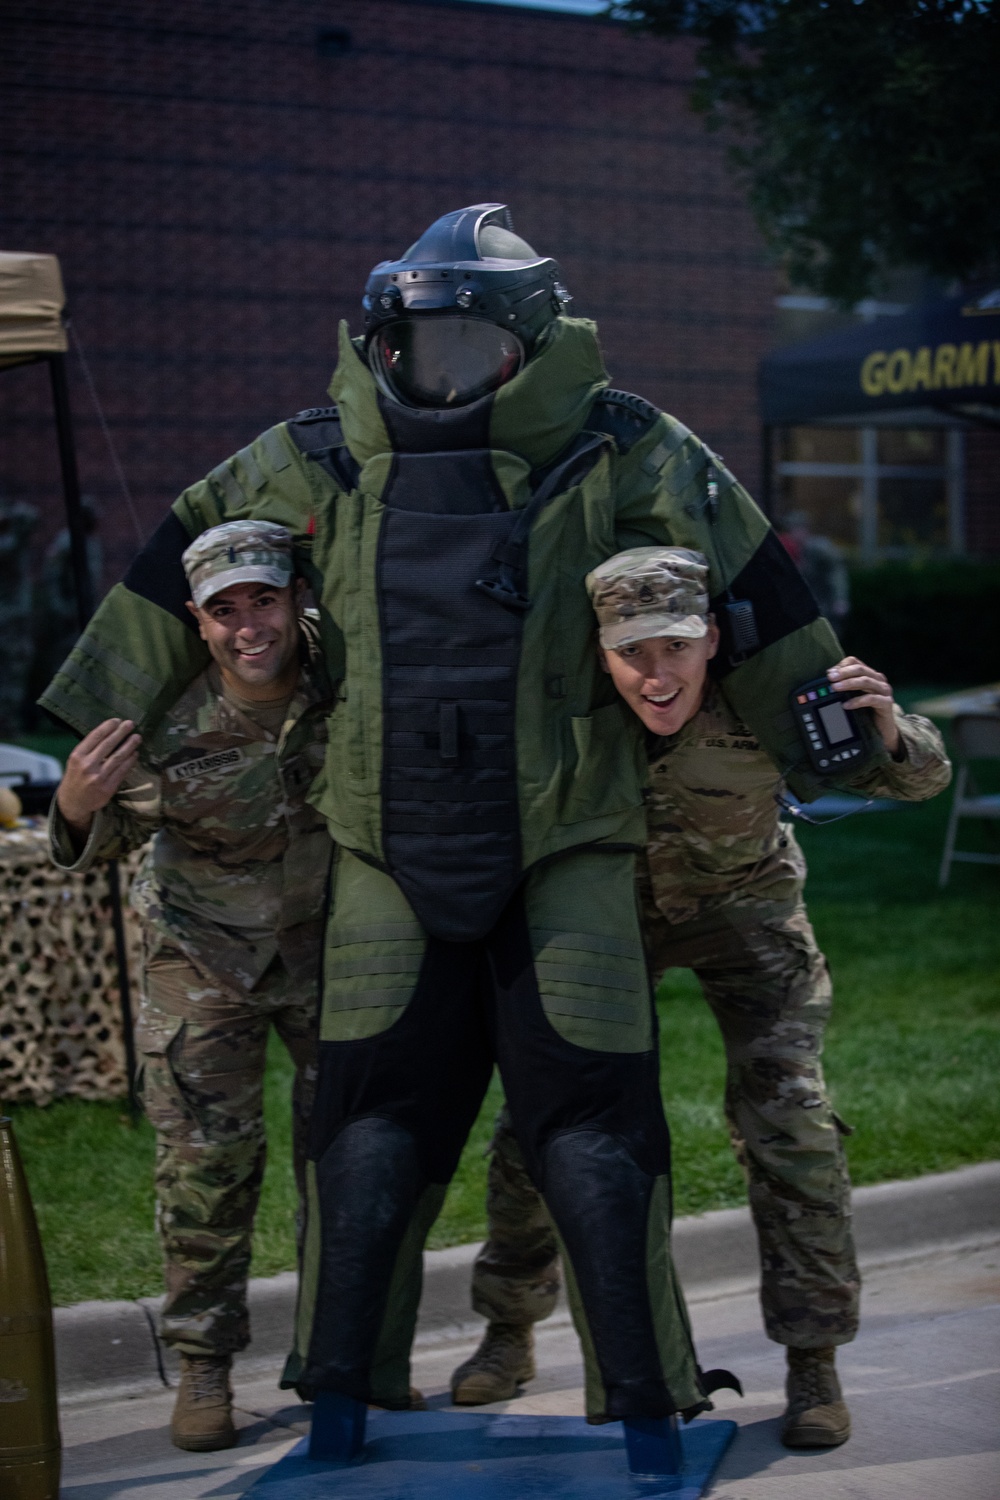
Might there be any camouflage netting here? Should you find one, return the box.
[0,826,144,1105]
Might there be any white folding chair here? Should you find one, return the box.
[938,714,1000,887]
[0,742,63,787]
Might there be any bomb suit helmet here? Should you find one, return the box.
[363,204,573,409]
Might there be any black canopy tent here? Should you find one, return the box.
[0,253,94,620]
[758,288,1000,514]
[0,250,139,1114]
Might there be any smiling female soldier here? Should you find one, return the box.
[453,546,950,1451]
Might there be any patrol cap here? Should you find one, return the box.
[585,547,710,650]
[182,520,294,608]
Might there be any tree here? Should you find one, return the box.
[614,1,1000,304]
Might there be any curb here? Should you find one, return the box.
[54,1160,1000,1404]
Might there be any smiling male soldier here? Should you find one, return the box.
[49,520,332,1452]
[453,546,951,1451]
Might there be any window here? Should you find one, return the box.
[774,426,964,558]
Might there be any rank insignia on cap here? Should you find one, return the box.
[182,519,296,608]
[585,546,711,650]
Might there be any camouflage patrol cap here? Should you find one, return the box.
[182,520,294,608]
[586,547,710,649]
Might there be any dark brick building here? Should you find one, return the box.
[1,0,996,588]
[0,0,779,584]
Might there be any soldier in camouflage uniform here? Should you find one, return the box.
[453,546,950,1451]
[0,497,39,737]
[49,520,332,1453]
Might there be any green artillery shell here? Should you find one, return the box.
[0,1116,61,1499]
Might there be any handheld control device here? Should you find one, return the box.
[790,676,880,775]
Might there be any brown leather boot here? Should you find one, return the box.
[170,1354,237,1452]
[451,1322,535,1405]
[781,1346,851,1448]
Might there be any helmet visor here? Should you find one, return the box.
[369,318,524,408]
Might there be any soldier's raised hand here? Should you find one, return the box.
[56,718,142,838]
[827,657,901,755]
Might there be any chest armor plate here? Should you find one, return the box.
[377,451,524,942]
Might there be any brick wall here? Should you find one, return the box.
[0,0,778,587]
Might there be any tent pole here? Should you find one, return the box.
[48,351,140,1122]
[48,352,94,628]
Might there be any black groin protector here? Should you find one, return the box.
[377,450,523,942]
[304,1116,427,1402]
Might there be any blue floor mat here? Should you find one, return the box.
[247,1408,737,1499]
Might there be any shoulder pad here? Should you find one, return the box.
[589,388,661,454]
[286,406,344,453]
[285,405,359,493]
[292,406,340,423]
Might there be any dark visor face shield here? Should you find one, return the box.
[369,318,525,408]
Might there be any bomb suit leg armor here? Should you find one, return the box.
[290,846,704,1418]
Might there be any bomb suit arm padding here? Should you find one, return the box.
[38,423,335,740]
[610,412,857,801]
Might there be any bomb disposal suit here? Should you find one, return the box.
[42,205,856,1422]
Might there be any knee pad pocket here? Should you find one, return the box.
[322,922,426,1040]
[523,850,653,1054]
[530,928,652,1052]
[321,850,428,1041]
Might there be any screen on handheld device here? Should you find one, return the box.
[818,701,852,745]
[791,675,877,775]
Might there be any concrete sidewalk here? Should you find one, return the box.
[55,1160,1000,1402]
[59,1239,1000,1499]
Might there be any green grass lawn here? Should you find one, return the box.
[7,710,999,1303]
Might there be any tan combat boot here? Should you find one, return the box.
[781,1346,851,1448]
[170,1354,237,1452]
[451,1322,535,1405]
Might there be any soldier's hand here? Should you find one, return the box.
[827,657,901,755]
[56,718,142,837]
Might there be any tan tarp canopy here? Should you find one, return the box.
[0,252,67,370]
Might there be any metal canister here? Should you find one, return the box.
[0,1116,61,1499]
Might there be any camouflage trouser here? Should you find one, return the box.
[136,941,318,1357]
[471,1107,562,1328]
[474,896,860,1349]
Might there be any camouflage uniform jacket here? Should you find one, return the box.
[643,682,951,926]
[49,657,333,990]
